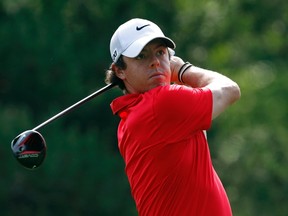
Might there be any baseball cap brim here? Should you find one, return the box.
[122,35,176,58]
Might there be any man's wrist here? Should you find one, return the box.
[178,62,193,83]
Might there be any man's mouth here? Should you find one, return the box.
[149,70,166,79]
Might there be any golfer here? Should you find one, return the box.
[106,18,241,216]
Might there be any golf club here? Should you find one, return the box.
[11,83,116,170]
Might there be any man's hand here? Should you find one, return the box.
[170,56,185,83]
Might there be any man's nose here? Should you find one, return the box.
[150,55,160,68]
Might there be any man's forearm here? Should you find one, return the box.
[170,56,238,90]
[181,65,236,89]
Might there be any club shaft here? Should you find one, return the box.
[32,83,116,131]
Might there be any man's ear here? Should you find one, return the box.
[112,63,126,80]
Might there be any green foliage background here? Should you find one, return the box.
[1,0,287,215]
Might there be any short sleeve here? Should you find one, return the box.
[152,85,212,138]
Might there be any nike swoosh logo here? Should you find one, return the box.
[136,24,150,31]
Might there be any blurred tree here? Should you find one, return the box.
[0,0,287,215]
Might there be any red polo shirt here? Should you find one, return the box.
[111,85,232,216]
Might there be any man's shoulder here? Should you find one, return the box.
[146,84,183,96]
[146,84,201,99]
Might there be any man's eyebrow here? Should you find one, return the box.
[141,43,167,52]
[155,43,167,49]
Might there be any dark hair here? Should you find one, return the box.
[105,55,127,92]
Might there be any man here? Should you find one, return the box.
[105,18,241,216]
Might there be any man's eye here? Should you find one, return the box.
[157,49,166,56]
[136,53,145,60]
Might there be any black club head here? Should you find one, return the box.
[11,130,47,169]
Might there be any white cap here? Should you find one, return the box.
[110,18,176,62]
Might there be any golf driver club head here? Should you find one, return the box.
[11,130,47,169]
